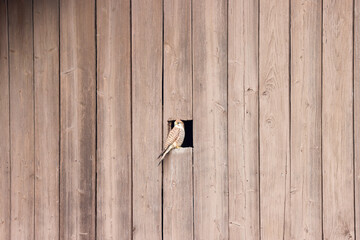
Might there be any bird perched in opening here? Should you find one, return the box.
[157,119,185,166]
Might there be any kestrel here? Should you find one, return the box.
[157,119,185,166]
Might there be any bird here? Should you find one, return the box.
[157,119,185,166]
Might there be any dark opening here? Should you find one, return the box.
[168,120,193,148]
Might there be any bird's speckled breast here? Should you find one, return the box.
[176,127,185,147]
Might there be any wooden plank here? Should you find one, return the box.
[131,0,162,238]
[290,1,322,239]
[193,0,228,239]
[163,149,193,240]
[163,0,192,121]
[96,0,132,239]
[322,0,355,239]
[228,0,259,238]
[60,0,96,239]
[162,0,193,239]
[355,0,360,236]
[259,0,290,239]
[8,0,35,239]
[33,0,60,239]
[0,1,10,239]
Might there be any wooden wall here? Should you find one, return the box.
[0,0,359,239]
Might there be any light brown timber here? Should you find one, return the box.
[9,0,35,239]
[354,0,360,236]
[322,0,355,239]
[60,0,96,238]
[228,0,260,238]
[259,0,290,238]
[131,0,163,238]
[0,1,10,239]
[290,0,322,239]
[163,0,193,239]
[163,149,193,240]
[96,0,132,238]
[193,0,228,239]
[34,0,60,238]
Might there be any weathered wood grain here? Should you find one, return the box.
[4,2,360,239]
[163,149,193,240]
[8,0,35,239]
[34,0,60,239]
[290,1,322,239]
[163,0,192,121]
[0,1,10,239]
[228,0,259,238]
[355,0,360,236]
[259,0,290,239]
[96,0,132,239]
[60,0,96,239]
[193,0,228,239]
[322,0,355,239]
[131,0,163,238]
[163,0,193,239]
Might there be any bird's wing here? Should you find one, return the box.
[164,127,180,149]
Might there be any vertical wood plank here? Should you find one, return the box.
[228,0,259,238]
[355,0,360,237]
[193,0,228,239]
[0,1,10,239]
[290,0,322,239]
[34,0,60,239]
[163,149,193,240]
[131,0,162,238]
[96,0,132,239]
[259,0,290,239]
[60,0,96,239]
[163,0,192,121]
[163,0,193,238]
[8,0,35,239]
[322,0,355,239]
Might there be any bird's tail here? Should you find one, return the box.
[157,145,173,166]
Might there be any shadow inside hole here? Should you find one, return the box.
[168,120,193,148]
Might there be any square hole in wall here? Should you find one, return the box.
[168,120,193,148]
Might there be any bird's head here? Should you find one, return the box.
[174,119,184,128]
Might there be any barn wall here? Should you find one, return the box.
[0,0,359,239]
